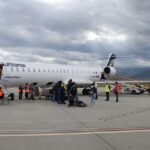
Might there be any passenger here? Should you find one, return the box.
[69,82,77,106]
[105,83,110,101]
[90,85,97,105]
[70,82,77,97]
[60,82,66,104]
[67,79,73,97]
[57,81,62,104]
[25,83,30,100]
[113,82,121,102]
[0,87,4,99]
[53,83,58,102]
[18,86,23,100]
[29,87,35,101]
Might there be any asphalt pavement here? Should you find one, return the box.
[0,94,150,150]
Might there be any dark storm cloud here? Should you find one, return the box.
[0,0,149,67]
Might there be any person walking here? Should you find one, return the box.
[105,83,110,101]
[91,85,97,105]
[113,82,121,102]
[29,87,35,101]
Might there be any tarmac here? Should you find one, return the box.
[0,94,150,150]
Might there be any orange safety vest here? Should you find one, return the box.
[0,89,3,96]
[18,89,23,93]
[25,89,30,93]
[113,84,121,93]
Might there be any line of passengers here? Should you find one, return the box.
[53,79,87,107]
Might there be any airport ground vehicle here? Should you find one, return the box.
[120,83,145,94]
[124,87,141,94]
[146,87,150,95]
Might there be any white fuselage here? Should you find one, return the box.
[1,61,111,87]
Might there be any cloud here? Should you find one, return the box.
[0,0,149,68]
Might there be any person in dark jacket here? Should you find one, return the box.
[67,79,73,97]
[68,82,77,107]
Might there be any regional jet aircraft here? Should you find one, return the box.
[0,54,117,88]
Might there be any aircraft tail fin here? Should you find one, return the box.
[106,53,117,67]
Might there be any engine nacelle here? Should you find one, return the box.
[103,66,116,76]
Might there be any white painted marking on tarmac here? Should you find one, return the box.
[0,129,150,137]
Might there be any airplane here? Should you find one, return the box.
[0,54,117,90]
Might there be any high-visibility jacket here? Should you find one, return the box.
[105,85,110,92]
[25,86,30,93]
[18,89,23,93]
[0,89,3,96]
[25,88,30,93]
[113,84,121,93]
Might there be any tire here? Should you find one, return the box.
[132,90,136,94]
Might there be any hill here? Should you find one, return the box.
[117,67,150,80]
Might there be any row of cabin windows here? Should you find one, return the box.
[7,67,99,74]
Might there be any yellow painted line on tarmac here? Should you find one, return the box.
[0,128,150,137]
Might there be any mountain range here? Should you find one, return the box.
[117,67,150,80]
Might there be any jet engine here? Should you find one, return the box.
[103,66,116,75]
[101,66,116,80]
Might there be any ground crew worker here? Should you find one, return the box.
[105,83,110,101]
[18,86,23,100]
[113,82,121,102]
[0,87,4,99]
[25,83,30,100]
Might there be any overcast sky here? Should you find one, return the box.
[0,0,150,68]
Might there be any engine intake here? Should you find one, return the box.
[103,66,116,75]
[104,67,111,74]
